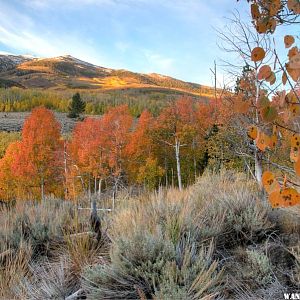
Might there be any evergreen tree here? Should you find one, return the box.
[68,93,86,118]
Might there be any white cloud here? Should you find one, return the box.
[23,0,130,9]
[0,26,61,57]
[0,1,111,66]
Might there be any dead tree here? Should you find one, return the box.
[90,200,101,241]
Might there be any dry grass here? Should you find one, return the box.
[0,241,32,299]
[1,170,300,299]
[0,198,105,299]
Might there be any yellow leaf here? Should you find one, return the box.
[290,146,299,162]
[258,65,272,80]
[269,191,282,208]
[262,171,280,194]
[287,90,298,103]
[269,0,281,16]
[266,18,277,33]
[247,125,258,140]
[294,156,300,176]
[269,188,300,208]
[257,96,270,109]
[277,90,286,107]
[291,134,300,148]
[265,71,276,85]
[251,47,266,62]
[284,35,295,48]
[286,63,300,82]
[255,131,270,151]
[290,53,300,69]
[260,106,278,122]
[282,72,288,85]
[255,20,268,34]
[269,133,277,150]
[280,188,300,207]
[251,3,260,19]
[233,95,250,113]
[288,0,300,14]
[288,46,299,59]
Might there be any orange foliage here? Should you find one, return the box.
[238,1,300,208]
[0,107,63,200]
[69,117,104,178]
[125,110,155,182]
[100,105,133,177]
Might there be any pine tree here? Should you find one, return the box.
[68,93,86,118]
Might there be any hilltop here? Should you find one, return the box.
[0,54,215,97]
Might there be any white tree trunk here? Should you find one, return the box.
[41,177,44,202]
[192,139,197,181]
[98,178,102,198]
[254,63,263,186]
[63,141,68,198]
[175,138,183,191]
[254,148,263,186]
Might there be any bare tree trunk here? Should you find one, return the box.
[88,174,91,202]
[254,63,263,186]
[164,157,168,186]
[254,149,263,186]
[192,139,197,181]
[63,141,68,199]
[41,177,44,202]
[112,177,118,210]
[112,189,116,210]
[98,178,102,197]
[175,138,182,191]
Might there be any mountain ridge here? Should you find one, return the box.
[0,54,215,96]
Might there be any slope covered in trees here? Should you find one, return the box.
[0,87,209,118]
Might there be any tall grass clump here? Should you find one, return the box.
[0,197,97,298]
[0,198,95,253]
[190,170,274,247]
[0,242,32,299]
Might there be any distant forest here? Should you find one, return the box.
[0,87,211,117]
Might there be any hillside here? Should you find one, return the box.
[0,54,215,96]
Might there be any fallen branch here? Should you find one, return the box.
[65,288,85,300]
[68,231,94,239]
[77,207,112,212]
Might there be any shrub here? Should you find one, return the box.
[0,198,89,254]
[245,249,273,285]
[191,170,274,247]
[82,233,224,299]
[17,257,76,300]
[2,170,300,299]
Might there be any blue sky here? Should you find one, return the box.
[0,0,277,86]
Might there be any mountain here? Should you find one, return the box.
[0,54,215,96]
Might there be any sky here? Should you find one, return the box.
[0,0,289,86]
